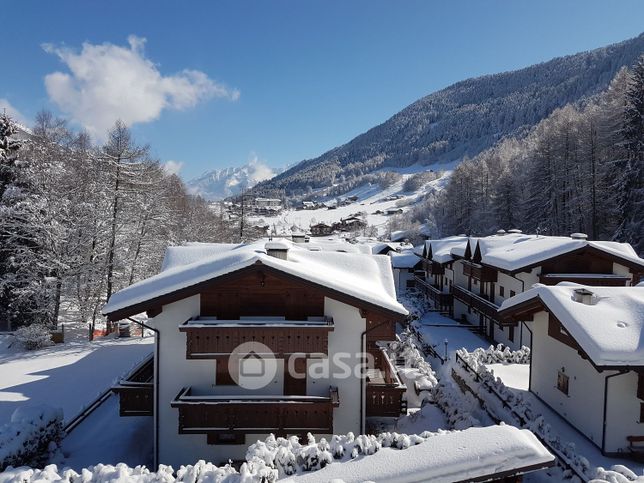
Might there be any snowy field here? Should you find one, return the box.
[0,333,153,424]
[249,164,454,235]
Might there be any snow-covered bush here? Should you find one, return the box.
[452,352,642,482]
[460,344,530,366]
[13,324,54,351]
[0,405,63,471]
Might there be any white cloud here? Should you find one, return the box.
[163,160,184,175]
[0,98,28,126]
[245,152,276,184]
[42,35,240,138]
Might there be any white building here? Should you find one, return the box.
[103,239,407,468]
[499,284,644,456]
[416,233,644,350]
[388,250,422,295]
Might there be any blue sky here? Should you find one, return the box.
[2,1,643,180]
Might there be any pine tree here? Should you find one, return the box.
[614,55,644,253]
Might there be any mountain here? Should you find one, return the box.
[253,33,644,198]
[187,158,278,200]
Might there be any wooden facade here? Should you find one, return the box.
[462,261,498,282]
[171,386,339,436]
[452,285,500,323]
[180,319,334,358]
[112,356,154,417]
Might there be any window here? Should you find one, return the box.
[499,286,505,297]
[508,325,515,342]
[557,370,569,395]
[638,373,644,400]
[207,433,245,445]
[406,279,415,288]
[641,403,644,423]
[473,279,478,286]
[510,290,516,298]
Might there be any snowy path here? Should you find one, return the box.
[54,393,153,471]
[413,311,490,358]
[486,362,644,475]
[0,335,153,424]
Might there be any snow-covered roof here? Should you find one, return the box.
[424,236,469,263]
[291,425,554,483]
[479,235,644,272]
[389,251,421,269]
[499,284,644,367]
[103,239,407,318]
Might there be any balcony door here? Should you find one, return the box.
[284,356,307,396]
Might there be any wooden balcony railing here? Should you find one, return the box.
[422,259,445,275]
[452,285,501,322]
[171,386,338,435]
[180,318,334,359]
[366,348,406,418]
[462,261,497,282]
[112,355,154,416]
[414,276,453,308]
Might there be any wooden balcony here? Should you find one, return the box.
[422,259,444,275]
[180,318,334,359]
[366,348,406,418]
[414,276,453,308]
[112,356,153,416]
[462,261,497,282]
[539,273,629,286]
[171,386,339,435]
[452,285,500,322]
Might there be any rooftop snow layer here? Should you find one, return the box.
[500,284,644,366]
[389,251,421,268]
[479,235,644,272]
[290,425,554,483]
[425,236,469,263]
[103,239,407,317]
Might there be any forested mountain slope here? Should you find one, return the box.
[254,33,644,197]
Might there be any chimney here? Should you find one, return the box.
[265,240,290,260]
[496,229,506,236]
[570,233,588,240]
[572,288,597,305]
[507,229,522,234]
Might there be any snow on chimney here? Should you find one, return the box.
[570,233,588,240]
[507,229,522,234]
[572,288,597,305]
[265,240,290,260]
[496,229,506,236]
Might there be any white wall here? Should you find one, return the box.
[605,370,643,453]
[530,311,625,451]
[153,293,366,467]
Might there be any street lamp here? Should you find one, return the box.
[444,339,449,361]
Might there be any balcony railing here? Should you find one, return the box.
[452,285,501,322]
[414,276,453,308]
[366,347,406,418]
[462,261,497,282]
[112,355,154,416]
[171,386,338,435]
[180,317,334,359]
[422,259,445,275]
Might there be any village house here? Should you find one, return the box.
[498,284,644,457]
[309,222,333,237]
[388,250,422,295]
[103,240,407,468]
[415,232,644,350]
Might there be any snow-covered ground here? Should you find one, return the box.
[249,164,454,236]
[486,361,644,476]
[53,393,153,471]
[0,334,153,424]
[413,310,490,358]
